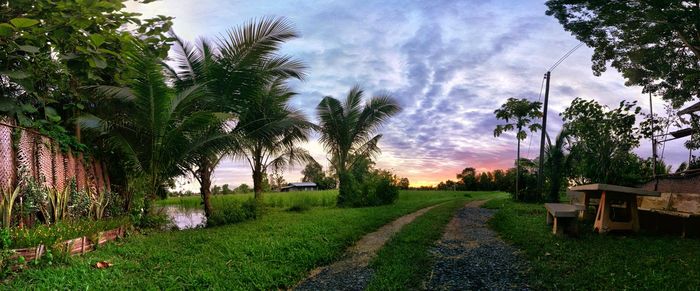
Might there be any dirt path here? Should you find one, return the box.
[424,200,530,290]
[294,204,441,290]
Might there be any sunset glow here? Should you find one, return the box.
[127,1,689,191]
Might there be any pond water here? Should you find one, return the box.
[159,206,206,230]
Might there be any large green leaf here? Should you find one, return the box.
[89,56,107,69]
[0,23,14,37]
[90,34,106,47]
[18,45,40,53]
[10,18,39,28]
[44,106,62,122]
[1,70,30,79]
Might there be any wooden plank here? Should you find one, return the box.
[570,183,661,197]
[544,203,578,217]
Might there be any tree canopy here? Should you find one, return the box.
[546,1,700,108]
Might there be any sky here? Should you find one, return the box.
[126,0,691,190]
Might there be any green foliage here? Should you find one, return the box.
[543,129,572,202]
[159,190,339,210]
[545,1,700,108]
[206,199,258,227]
[562,98,643,186]
[0,0,173,152]
[0,228,17,278]
[485,198,700,289]
[4,191,475,289]
[493,97,542,202]
[301,161,337,190]
[81,43,234,215]
[0,185,21,228]
[41,187,71,224]
[493,97,543,140]
[316,86,401,207]
[234,184,252,194]
[8,217,129,249]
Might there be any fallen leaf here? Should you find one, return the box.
[95,261,113,269]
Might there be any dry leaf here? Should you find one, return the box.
[95,261,113,269]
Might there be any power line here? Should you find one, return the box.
[548,43,584,72]
[525,75,546,159]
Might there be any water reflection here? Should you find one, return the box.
[160,206,206,230]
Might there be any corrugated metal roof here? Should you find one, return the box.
[286,182,317,187]
[678,101,700,115]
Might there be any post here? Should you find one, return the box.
[537,71,551,198]
[649,92,658,190]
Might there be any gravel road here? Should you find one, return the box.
[424,202,530,290]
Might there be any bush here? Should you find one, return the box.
[206,199,257,227]
[338,171,399,207]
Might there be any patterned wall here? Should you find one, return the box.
[0,118,110,194]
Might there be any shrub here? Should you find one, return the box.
[338,170,399,208]
[206,199,257,227]
[9,217,130,249]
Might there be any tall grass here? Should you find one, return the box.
[157,190,339,209]
[157,190,506,210]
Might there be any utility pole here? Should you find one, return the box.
[537,71,551,198]
[649,92,658,191]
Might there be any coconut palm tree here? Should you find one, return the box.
[165,17,306,216]
[316,86,401,206]
[80,44,234,215]
[236,79,315,203]
[493,98,542,201]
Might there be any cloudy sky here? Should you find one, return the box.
[127,0,690,190]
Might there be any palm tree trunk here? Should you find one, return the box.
[252,168,263,204]
[197,160,213,218]
[516,138,520,201]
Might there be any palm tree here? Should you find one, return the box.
[236,79,315,203]
[493,97,542,201]
[165,17,306,216]
[544,129,571,202]
[80,44,233,215]
[316,86,401,206]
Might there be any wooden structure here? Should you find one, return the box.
[0,118,110,194]
[638,174,700,237]
[10,226,126,266]
[544,203,579,235]
[280,182,317,192]
[569,184,660,234]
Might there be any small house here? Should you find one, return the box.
[280,182,317,192]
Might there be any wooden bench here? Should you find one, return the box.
[638,193,700,237]
[544,203,579,235]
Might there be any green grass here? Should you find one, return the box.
[367,191,507,290]
[4,190,486,289]
[157,190,339,209]
[483,198,700,290]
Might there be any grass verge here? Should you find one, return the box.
[3,191,493,289]
[483,198,700,289]
[366,199,469,290]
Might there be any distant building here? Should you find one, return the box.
[280,182,317,192]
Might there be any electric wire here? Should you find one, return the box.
[525,75,546,159]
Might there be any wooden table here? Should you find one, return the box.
[569,184,660,234]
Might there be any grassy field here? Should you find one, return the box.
[157,190,339,209]
[483,198,700,289]
[4,191,502,289]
